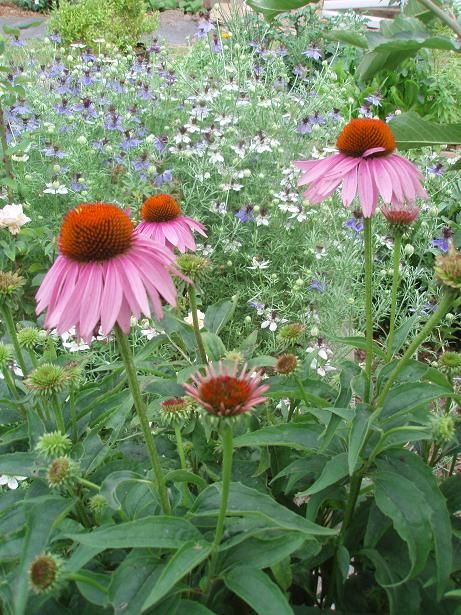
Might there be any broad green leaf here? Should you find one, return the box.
[272,456,328,493]
[75,571,110,607]
[326,30,368,48]
[377,359,451,394]
[143,377,184,397]
[67,516,201,549]
[441,473,461,514]
[0,452,38,476]
[202,332,226,360]
[221,533,306,572]
[13,497,75,615]
[348,405,371,475]
[223,566,293,615]
[373,468,432,584]
[100,471,147,510]
[381,382,451,423]
[233,423,324,451]
[176,601,217,614]
[297,453,348,497]
[142,540,211,610]
[164,469,207,491]
[191,482,335,537]
[390,313,419,353]
[204,299,235,334]
[377,426,431,452]
[390,112,461,149]
[109,553,164,615]
[379,450,453,597]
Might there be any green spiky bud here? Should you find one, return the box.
[434,245,461,290]
[47,456,80,490]
[25,364,68,397]
[29,552,63,594]
[64,361,84,386]
[159,397,191,426]
[432,415,456,443]
[36,431,72,460]
[0,342,12,368]
[17,327,42,350]
[176,254,210,283]
[89,494,107,516]
[439,351,461,372]
[0,271,24,302]
[277,323,305,345]
[224,350,244,363]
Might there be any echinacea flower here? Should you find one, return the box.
[294,118,427,218]
[137,194,207,253]
[382,201,420,227]
[36,203,182,343]
[184,361,269,417]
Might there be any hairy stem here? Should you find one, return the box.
[363,218,374,403]
[386,232,402,362]
[188,285,208,364]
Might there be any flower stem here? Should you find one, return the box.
[175,425,189,507]
[1,304,28,376]
[52,393,66,434]
[188,285,207,364]
[77,477,101,491]
[375,290,455,407]
[340,472,362,538]
[386,232,402,363]
[114,326,171,515]
[363,218,374,403]
[207,421,233,596]
[69,387,77,443]
[0,103,14,201]
[416,0,461,37]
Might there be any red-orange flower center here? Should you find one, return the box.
[141,194,181,223]
[59,203,133,263]
[199,376,251,415]
[336,118,396,158]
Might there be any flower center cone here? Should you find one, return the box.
[142,194,181,223]
[336,118,396,157]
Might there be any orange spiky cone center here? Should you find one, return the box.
[59,203,133,262]
[336,118,396,158]
[141,194,181,223]
[200,376,251,411]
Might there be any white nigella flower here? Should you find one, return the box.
[220,182,243,192]
[289,206,307,223]
[255,212,270,226]
[44,182,68,195]
[196,243,214,257]
[231,142,247,158]
[306,342,336,377]
[0,475,27,490]
[190,105,210,120]
[196,172,211,182]
[139,319,159,340]
[222,238,242,253]
[261,310,287,332]
[212,201,227,215]
[0,203,31,235]
[11,153,29,162]
[209,150,224,164]
[175,132,191,145]
[184,310,205,329]
[248,256,270,270]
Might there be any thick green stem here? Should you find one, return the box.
[114,326,171,514]
[175,425,189,506]
[375,290,455,407]
[363,218,374,403]
[188,285,208,364]
[341,473,363,538]
[416,0,461,37]
[69,387,77,443]
[1,365,20,400]
[207,422,233,595]
[52,393,66,434]
[1,304,28,376]
[78,477,100,491]
[386,232,402,363]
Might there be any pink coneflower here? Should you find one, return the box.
[382,201,420,227]
[294,118,427,218]
[137,194,207,253]
[184,361,269,417]
[36,203,181,343]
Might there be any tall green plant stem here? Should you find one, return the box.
[114,326,171,515]
[1,304,28,376]
[386,232,402,362]
[363,218,374,403]
[206,421,233,596]
[416,0,461,37]
[0,104,14,201]
[175,425,190,506]
[188,285,207,364]
[52,393,66,434]
[375,289,455,407]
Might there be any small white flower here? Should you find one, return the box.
[248,257,270,270]
[261,310,287,332]
[0,475,27,490]
[184,310,205,330]
[209,151,224,164]
[44,182,68,195]
[0,204,31,235]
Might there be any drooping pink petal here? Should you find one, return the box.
[100,260,123,334]
[357,159,375,217]
[341,166,358,207]
[370,158,392,204]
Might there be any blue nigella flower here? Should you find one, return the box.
[432,237,449,252]
[345,218,364,233]
[309,279,328,293]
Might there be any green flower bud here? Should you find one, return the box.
[47,456,80,490]
[26,364,68,397]
[29,553,63,594]
[432,415,456,443]
[0,342,12,368]
[17,327,42,350]
[0,271,24,303]
[36,431,72,460]
[439,351,461,372]
[434,245,461,290]
[89,494,107,517]
[176,254,210,284]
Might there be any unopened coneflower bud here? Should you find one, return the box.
[432,415,456,443]
[47,456,79,490]
[29,553,62,594]
[278,323,305,344]
[89,494,107,516]
[18,327,42,349]
[0,271,24,302]
[381,202,420,232]
[275,353,298,375]
[64,361,83,386]
[439,351,461,372]
[434,245,461,289]
[176,254,210,283]
[159,397,190,425]
[26,364,68,397]
[36,431,72,460]
[0,342,12,367]
[224,350,244,363]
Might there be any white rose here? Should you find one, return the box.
[0,204,31,235]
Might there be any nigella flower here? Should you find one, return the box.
[74,98,97,120]
[409,302,437,316]
[303,46,322,60]
[104,113,124,131]
[70,174,88,193]
[55,99,73,116]
[345,218,364,233]
[0,474,27,490]
[261,310,287,332]
[10,36,25,48]
[294,118,427,218]
[153,135,168,154]
[309,279,328,293]
[36,203,183,343]
[235,207,253,223]
[432,238,450,253]
[137,83,154,100]
[211,34,223,53]
[80,70,95,86]
[196,18,215,38]
[248,300,265,315]
[365,92,382,107]
[329,108,342,122]
[132,153,150,173]
[121,131,142,151]
[148,38,161,53]
[42,145,67,159]
[10,102,31,116]
[427,162,444,176]
[183,361,269,417]
[137,194,207,253]
[81,49,96,62]
[293,65,307,79]
[49,32,62,43]
[154,170,173,187]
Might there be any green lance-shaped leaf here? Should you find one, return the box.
[296,452,349,497]
[390,112,461,149]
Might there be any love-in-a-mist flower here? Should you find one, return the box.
[294,119,427,217]
[184,361,269,417]
[137,194,207,253]
[36,203,181,343]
